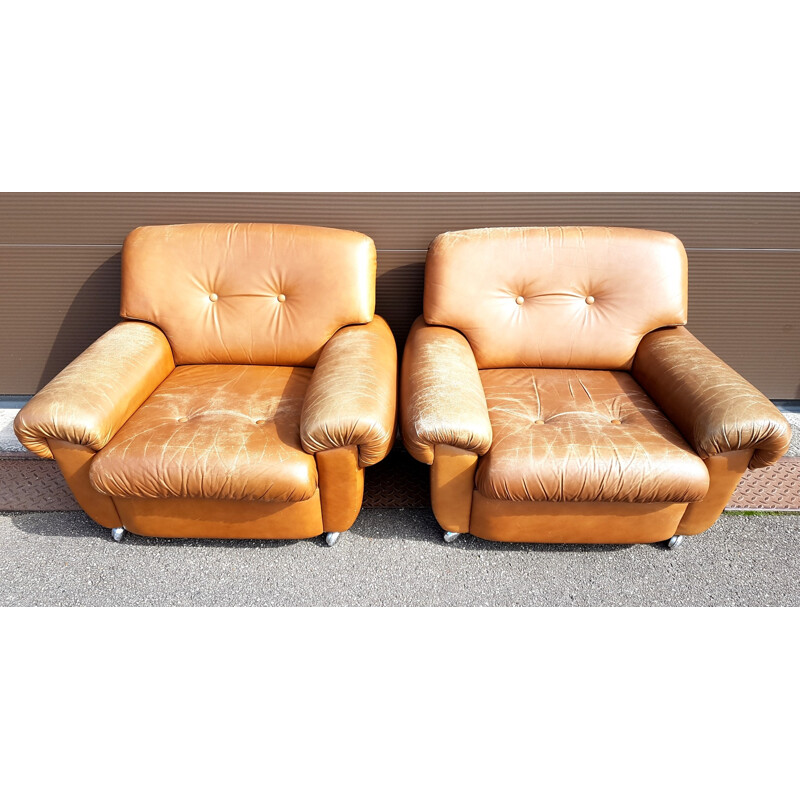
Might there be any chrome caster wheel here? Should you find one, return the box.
[666,534,684,550]
[325,532,341,547]
[110,527,125,543]
[443,531,460,543]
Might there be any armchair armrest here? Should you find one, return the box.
[401,316,492,465]
[632,326,791,469]
[300,316,397,467]
[14,321,174,460]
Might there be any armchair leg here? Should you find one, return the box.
[666,534,684,550]
[443,531,461,543]
[325,532,342,547]
[110,526,126,543]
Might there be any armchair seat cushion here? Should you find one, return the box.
[476,368,710,504]
[89,365,317,503]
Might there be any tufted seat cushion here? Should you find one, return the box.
[476,369,709,503]
[90,365,317,502]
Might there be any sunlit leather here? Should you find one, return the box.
[470,494,689,544]
[677,450,753,535]
[90,365,317,502]
[14,321,173,459]
[114,493,324,539]
[121,223,376,367]
[404,225,788,545]
[48,439,122,529]
[424,227,687,370]
[301,316,397,467]
[477,368,709,503]
[633,326,791,469]
[401,317,492,464]
[430,445,478,533]
[317,446,364,533]
[15,223,393,540]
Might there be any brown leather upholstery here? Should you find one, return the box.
[90,365,316,502]
[470,494,689,544]
[14,321,173,459]
[424,227,687,370]
[477,369,709,503]
[301,316,397,467]
[48,439,122,529]
[403,225,787,545]
[633,327,791,469]
[430,445,478,533]
[121,223,376,367]
[401,317,492,464]
[677,450,753,535]
[114,494,323,539]
[317,446,364,533]
[15,223,394,540]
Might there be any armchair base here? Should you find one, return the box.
[112,494,324,539]
[469,493,689,544]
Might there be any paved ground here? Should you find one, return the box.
[1,509,797,606]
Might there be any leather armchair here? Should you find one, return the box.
[15,223,397,544]
[401,226,790,547]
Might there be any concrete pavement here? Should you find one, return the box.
[1,509,798,606]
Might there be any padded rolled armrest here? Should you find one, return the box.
[401,316,492,465]
[300,316,397,467]
[632,326,791,469]
[14,322,174,460]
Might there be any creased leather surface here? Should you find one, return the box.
[14,322,174,459]
[121,223,376,367]
[633,327,791,469]
[477,368,709,503]
[401,317,492,464]
[300,316,397,467]
[90,365,317,502]
[424,226,687,370]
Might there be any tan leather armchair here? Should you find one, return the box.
[402,227,790,547]
[15,223,397,544]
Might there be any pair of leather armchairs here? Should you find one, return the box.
[15,223,791,549]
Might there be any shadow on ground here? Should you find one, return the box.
[8,507,638,553]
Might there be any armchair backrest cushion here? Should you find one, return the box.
[424,226,687,370]
[121,223,376,367]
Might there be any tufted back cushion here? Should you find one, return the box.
[424,226,688,370]
[121,223,376,367]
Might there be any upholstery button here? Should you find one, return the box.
[255,419,266,425]
[534,419,545,425]
[178,417,189,423]
[585,295,595,305]
[516,296,525,305]
[277,294,286,303]
[209,293,218,302]
[611,419,622,425]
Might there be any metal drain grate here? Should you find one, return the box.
[727,457,800,511]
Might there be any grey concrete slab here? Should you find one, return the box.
[0,409,25,454]
[1,509,798,606]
